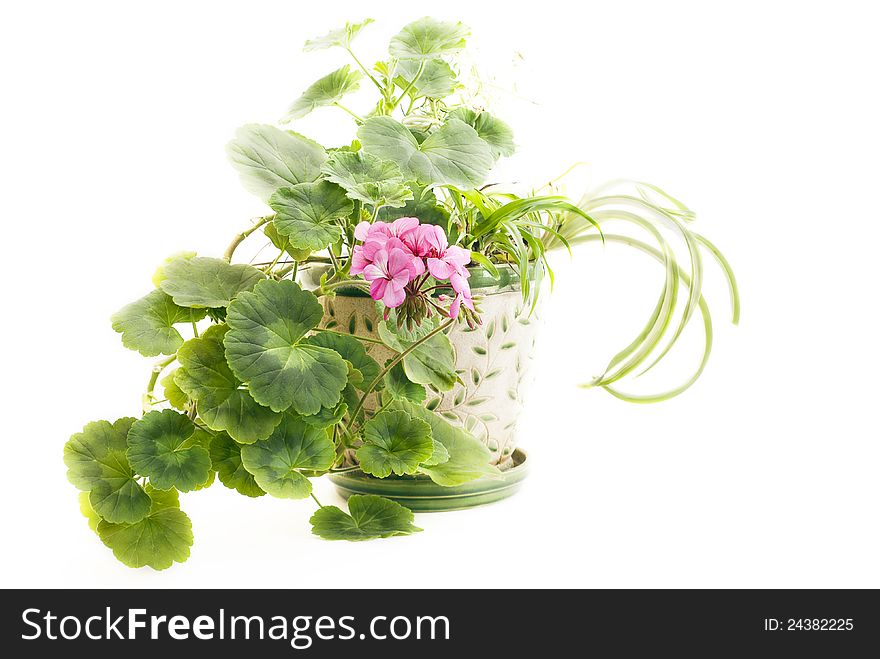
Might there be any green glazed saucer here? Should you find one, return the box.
[329,448,528,512]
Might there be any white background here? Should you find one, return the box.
[1,0,878,588]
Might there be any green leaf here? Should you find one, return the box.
[448,108,515,158]
[310,494,422,541]
[88,478,154,525]
[264,222,312,261]
[321,150,413,209]
[395,59,458,98]
[269,181,353,252]
[209,432,265,497]
[78,491,101,533]
[306,331,380,390]
[301,401,348,429]
[358,117,493,189]
[64,418,152,524]
[422,440,450,467]
[97,489,193,570]
[161,370,189,411]
[152,251,196,288]
[224,280,349,414]
[303,19,374,51]
[111,290,206,357]
[126,410,212,492]
[226,124,326,201]
[240,414,335,499]
[158,257,266,309]
[378,183,449,226]
[65,418,137,491]
[283,65,363,122]
[389,17,469,60]
[356,410,433,477]
[382,360,426,402]
[378,319,457,391]
[393,400,500,486]
[175,324,281,443]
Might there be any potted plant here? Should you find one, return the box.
[63,17,739,569]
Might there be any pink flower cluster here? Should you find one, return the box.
[350,217,474,318]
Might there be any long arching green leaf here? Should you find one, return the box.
[574,234,718,402]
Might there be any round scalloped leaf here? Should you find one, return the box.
[357,410,433,477]
[152,251,196,288]
[422,440,450,467]
[306,331,380,391]
[209,432,265,498]
[175,325,281,443]
[358,117,493,189]
[264,222,312,261]
[111,290,206,357]
[395,58,458,99]
[447,108,515,159]
[224,280,348,414]
[269,181,353,252]
[304,19,374,51]
[389,18,469,60]
[78,491,101,533]
[393,399,500,486]
[64,418,153,525]
[161,370,190,411]
[320,150,413,209]
[159,257,266,309]
[283,65,363,122]
[382,360,426,402]
[126,410,212,492]
[65,418,136,491]
[301,401,348,429]
[378,183,449,226]
[310,494,422,541]
[377,319,457,391]
[240,414,335,499]
[89,478,153,525]
[226,124,327,201]
[97,491,193,570]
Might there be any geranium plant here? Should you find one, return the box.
[64,17,739,569]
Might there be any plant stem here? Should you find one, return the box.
[310,493,324,508]
[390,60,425,111]
[327,248,341,274]
[191,321,199,338]
[264,248,285,274]
[144,354,177,413]
[346,47,384,93]
[333,102,363,123]
[349,318,454,426]
[224,216,271,262]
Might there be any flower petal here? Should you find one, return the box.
[427,258,456,281]
[354,221,373,241]
[382,284,406,308]
[449,294,462,318]
[370,278,388,301]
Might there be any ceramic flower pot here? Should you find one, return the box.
[302,265,539,511]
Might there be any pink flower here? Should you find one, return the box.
[420,225,470,280]
[351,219,424,277]
[362,247,420,308]
[354,217,419,242]
[447,270,475,319]
[399,224,436,257]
